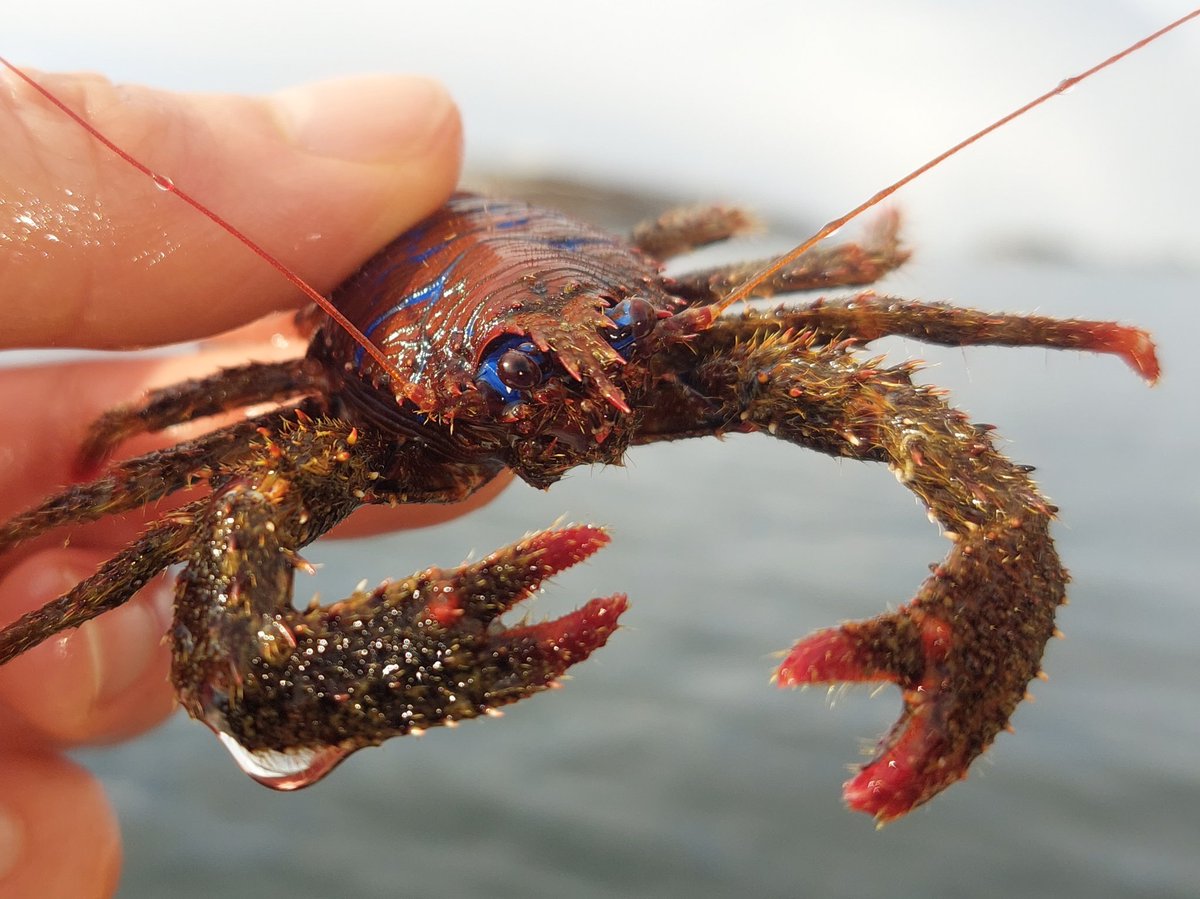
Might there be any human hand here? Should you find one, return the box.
[0,66,488,896]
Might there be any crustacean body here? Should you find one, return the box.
[0,190,1158,820]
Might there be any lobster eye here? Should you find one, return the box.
[476,335,547,401]
[604,298,657,352]
[498,348,542,389]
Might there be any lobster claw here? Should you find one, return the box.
[776,524,1062,822]
[200,526,627,790]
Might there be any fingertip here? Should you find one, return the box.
[250,73,463,295]
[271,74,461,168]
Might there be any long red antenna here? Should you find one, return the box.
[0,56,406,383]
[715,8,1200,313]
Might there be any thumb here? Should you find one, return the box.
[0,68,461,350]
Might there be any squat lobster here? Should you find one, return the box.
[0,190,1156,820]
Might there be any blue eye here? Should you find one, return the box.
[476,335,546,401]
[604,298,656,354]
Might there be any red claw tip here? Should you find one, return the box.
[841,703,949,822]
[504,594,628,659]
[523,525,610,576]
[1080,322,1161,383]
[775,627,891,687]
[778,614,975,821]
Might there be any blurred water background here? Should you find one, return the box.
[7,2,1199,896]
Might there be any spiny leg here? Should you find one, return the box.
[0,407,301,555]
[78,358,317,474]
[720,294,1161,382]
[170,418,625,788]
[630,204,757,259]
[644,330,1071,821]
[669,211,908,302]
[0,509,196,664]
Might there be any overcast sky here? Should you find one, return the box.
[7,1,1198,268]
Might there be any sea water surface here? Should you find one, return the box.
[7,2,1199,896]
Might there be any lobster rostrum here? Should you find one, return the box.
[0,189,1158,820]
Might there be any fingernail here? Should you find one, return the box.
[0,804,23,880]
[272,75,458,165]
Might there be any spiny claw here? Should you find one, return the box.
[776,525,1063,822]
[374,524,630,705]
[778,611,961,822]
[195,525,627,789]
[485,597,628,699]
[366,523,618,630]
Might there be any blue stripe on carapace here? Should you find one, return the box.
[406,238,449,265]
[354,253,466,368]
[540,236,610,252]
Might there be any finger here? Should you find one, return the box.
[0,69,462,349]
[196,309,304,348]
[0,753,120,898]
[0,550,175,747]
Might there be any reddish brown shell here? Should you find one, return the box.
[321,193,670,413]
